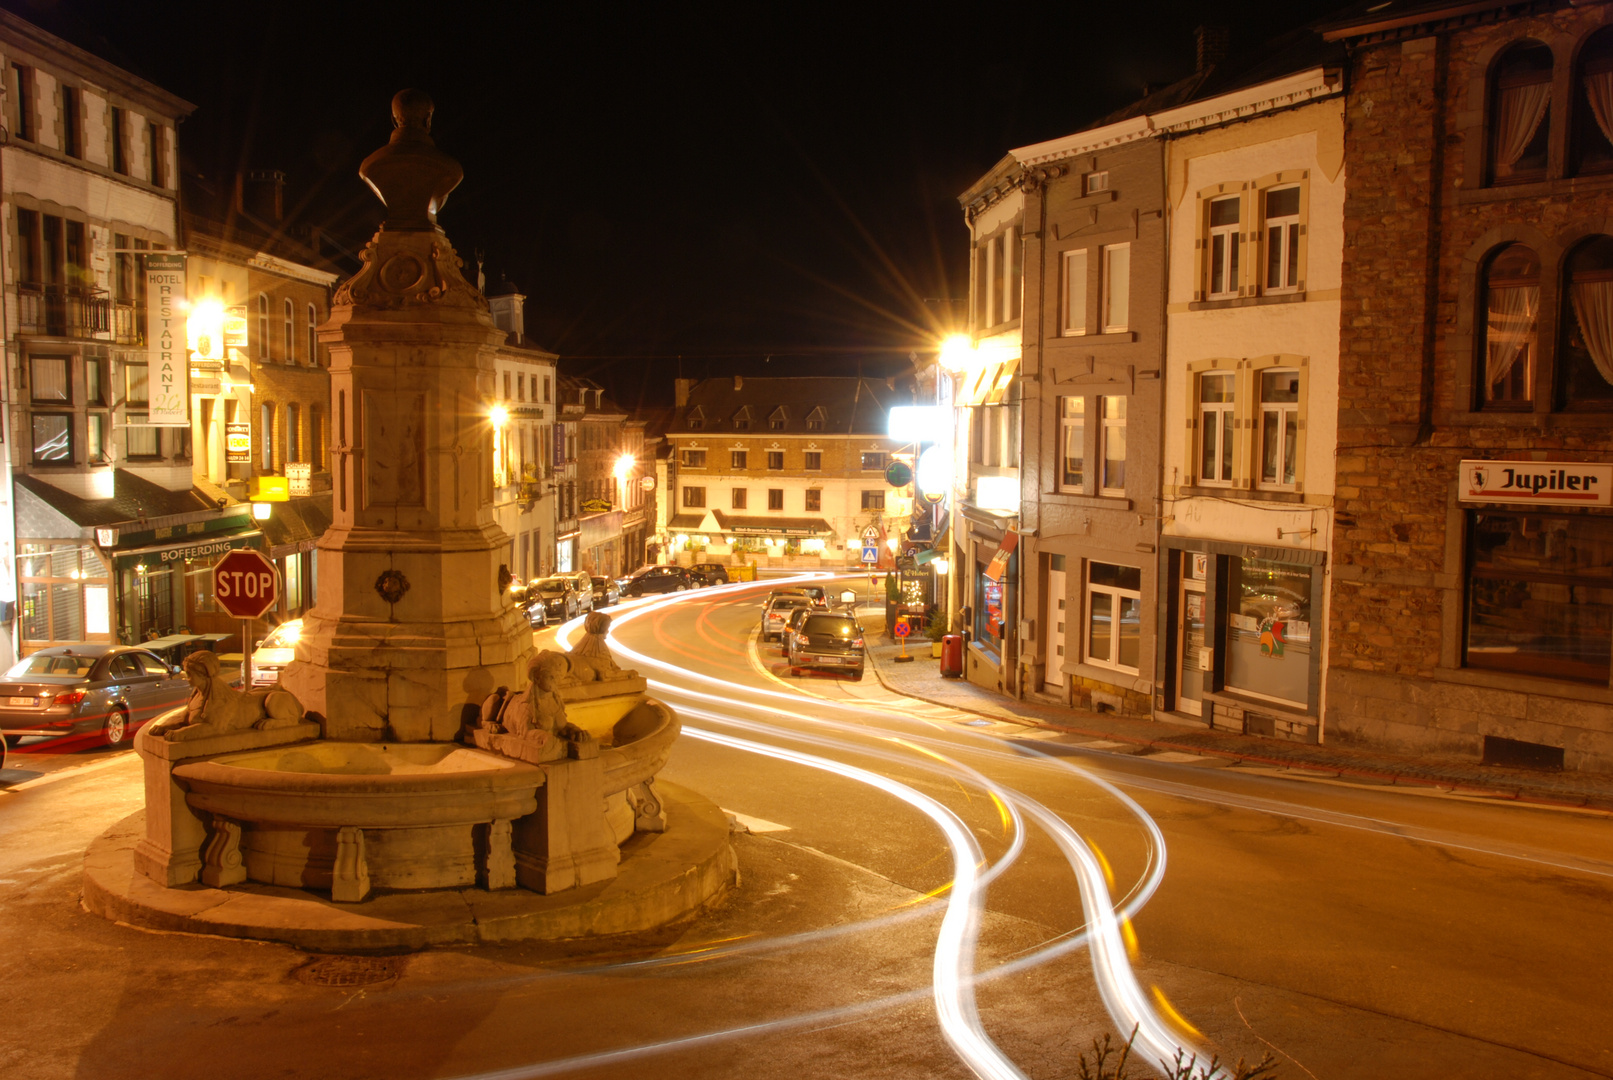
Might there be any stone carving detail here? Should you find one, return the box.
[148,652,305,741]
[558,611,640,685]
[199,816,246,888]
[334,234,483,310]
[628,779,667,833]
[475,651,591,757]
[375,569,411,605]
[332,826,370,903]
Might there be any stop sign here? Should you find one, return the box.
[213,549,280,619]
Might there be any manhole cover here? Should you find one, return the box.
[293,955,401,988]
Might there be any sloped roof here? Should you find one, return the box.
[669,377,912,437]
[15,470,215,528]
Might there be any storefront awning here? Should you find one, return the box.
[983,528,1019,583]
[111,530,265,573]
[958,353,1021,407]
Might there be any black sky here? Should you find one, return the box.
[8,0,1347,410]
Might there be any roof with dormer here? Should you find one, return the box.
[668,376,911,437]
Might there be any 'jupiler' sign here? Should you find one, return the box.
[145,254,188,426]
[1459,460,1613,507]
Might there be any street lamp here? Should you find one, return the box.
[613,453,634,481]
[490,405,509,427]
[933,557,950,575]
[939,334,976,373]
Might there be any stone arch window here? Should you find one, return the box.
[1559,235,1613,410]
[1477,243,1540,408]
[1575,27,1613,174]
[1490,41,1554,185]
[306,302,318,365]
[283,298,295,363]
[256,294,270,361]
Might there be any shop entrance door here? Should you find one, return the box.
[1043,554,1066,693]
[1175,552,1206,716]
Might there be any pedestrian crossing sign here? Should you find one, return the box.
[861,545,879,563]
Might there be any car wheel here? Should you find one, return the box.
[104,706,129,747]
[675,585,687,592]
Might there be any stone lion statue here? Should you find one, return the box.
[148,651,306,741]
[559,611,637,684]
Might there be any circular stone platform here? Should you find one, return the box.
[83,782,738,951]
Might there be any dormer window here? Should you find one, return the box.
[733,405,753,431]
[806,405,826,431]
[769,406,788,430]
[686,406,704,431]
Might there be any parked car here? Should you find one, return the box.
[0,645,191,748]
[530,576,588,621]
[620,565,695,597]
[761,585,827,608]
[250,619,303,689]
[788,612,867,679]
[522,595,549,630]
[779,606,814,654]
[590,575,621,608]
[564,570,596,614]
[688,563,731,587]
[762,595,814,642]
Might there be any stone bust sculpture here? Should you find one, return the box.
[359,89,464,231]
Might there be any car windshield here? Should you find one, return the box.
[591,577,608,587]
[259,620,302,650]
[802,615,858,638]
[535,578,570,594]
[769,598,811,613]
[6,653,95,678]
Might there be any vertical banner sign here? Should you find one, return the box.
[145,254,188,426]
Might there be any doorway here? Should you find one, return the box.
[1175,551,1206,716]
[1043,554,1066,694]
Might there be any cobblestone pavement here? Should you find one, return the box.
[865,638,1613,812]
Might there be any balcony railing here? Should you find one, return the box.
[17,283,142,344]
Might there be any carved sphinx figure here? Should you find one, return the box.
[479,651,591,749]
[560,611,638,685]
[148,651,306,741]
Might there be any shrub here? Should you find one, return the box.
[1075,1027,1279,1080]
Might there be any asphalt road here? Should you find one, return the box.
[1,578,1610,1080]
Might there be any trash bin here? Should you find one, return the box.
[940,633,964,679]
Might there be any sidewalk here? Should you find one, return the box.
[865,639,1613,812]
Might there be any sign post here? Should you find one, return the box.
[213,549,279,688]
[893,615,914,663]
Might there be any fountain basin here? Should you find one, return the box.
[176,742,543,893]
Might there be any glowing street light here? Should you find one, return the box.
[933,557,950,575]
[613,453,635,482]
[490,405,509,427]
[939,334,976,373]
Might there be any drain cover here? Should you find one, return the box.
[293,955,401,987]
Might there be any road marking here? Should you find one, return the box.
[725,811,791,833]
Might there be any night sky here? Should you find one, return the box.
[9,0,1346,410]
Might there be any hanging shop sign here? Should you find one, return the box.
[983,528,1020,583]
[226,422,252,463]
[286,463,312,497]
[1459,460,1613,508]
[145,254,188,425]
[223,305,249,350]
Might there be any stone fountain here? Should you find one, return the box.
[82,92,736,950]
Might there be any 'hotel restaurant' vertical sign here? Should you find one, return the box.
[145,253,189,426]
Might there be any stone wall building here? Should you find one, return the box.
[1324,0,1613,772]
[487,280,558,585]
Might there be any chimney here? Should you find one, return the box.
[675,378,693,406]
[238,169,287,222]
[487,277,526,344]
[733,375,743,390]
[1196,25,1229,73]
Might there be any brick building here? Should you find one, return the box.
[1324,0,1613,772]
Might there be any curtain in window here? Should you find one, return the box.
[1485,284,1539,389]
[31,357,67,400]
[1494,83,1551,166]
[1572,280,1613,384]
[1586,70,1613,145]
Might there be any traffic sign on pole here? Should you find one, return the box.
[861,545,879,563]
[214,549,280,618]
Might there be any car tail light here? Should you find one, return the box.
[852,637,865,649]
[52,690,86,706]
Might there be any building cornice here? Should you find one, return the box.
[0,10,196,120]
[1320,0,1564,43]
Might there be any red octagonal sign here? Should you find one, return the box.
[213,549,279,619]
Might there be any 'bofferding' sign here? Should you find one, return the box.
[145,253,188,426]
[1459,460,1613,507]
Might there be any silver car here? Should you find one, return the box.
[0,645,191,748]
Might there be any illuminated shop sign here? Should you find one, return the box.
[1459,460,1613,508]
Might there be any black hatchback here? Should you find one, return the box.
[620,565,694,597]
[0,645,191,748]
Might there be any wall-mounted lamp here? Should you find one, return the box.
[252,502,273,521]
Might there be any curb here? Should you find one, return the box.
[865,652,1613,814]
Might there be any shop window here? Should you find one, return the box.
[1062,248,1087,336]
[1207,196,1241,299]
[1559,235,1613,409]
[285,554,305,611]
[1198,372,1235,484]
[731,449,748,469]
[768,488,784,510]
[767,450,784,470]
[1100,396,1126,493]
[1059,396,1084,491]
[731,487,748,510]
[126,415,160,458]
[1262,187,1301,293]
[861,489,885,511]
[19,543,109,645]
[805,489,821,511]
[975,570,1006,654]
[1478,243,1540,408]
[1101,243,1130,332]
[1490,41,1553,185]
[1258,370,1300,489]
[1085,561,1141,672]
[680,448,706,468]
[682,486,706,508]
[804,451,822,470]
[30,355,69,403]
[32,414,71,462]
[1467,512,1613,684]
[1226,558,1313,707]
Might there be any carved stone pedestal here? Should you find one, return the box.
[511,740,621,894]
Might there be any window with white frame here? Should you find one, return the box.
[257,295,270,361]
[1263,187,1301,293]
[287,403,302,463]
[682,486,706,507]
[1259,369,1300,488]
[731,449,747,469]
[1063,249,1087,336]
[731,487,747,510]
[767,450,784,470]
[680,448,706,468]
[284,300,295,362]
[1086,561,1141,672]
[803,450,822,470]
[1100,396,1126,493]
[1059,396,1084,491]
[804,489,821,511]
[767,488,783,510]
[307,303,318,364]
[1101,244,1130,332]
[260,403,275,470]
[1198,372,1235,484]
[1207,196,1240,299]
